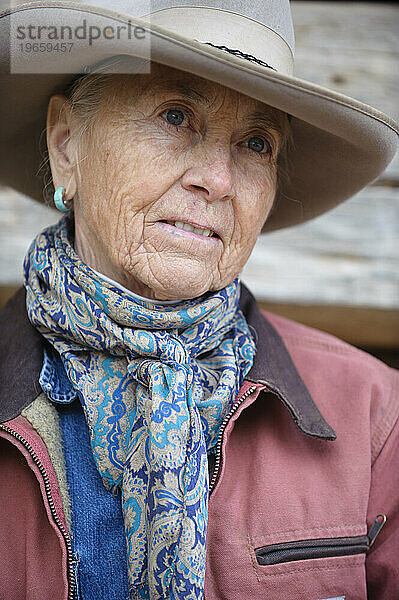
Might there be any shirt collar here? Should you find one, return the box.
[39,345,77,404]
[91,268,181,305]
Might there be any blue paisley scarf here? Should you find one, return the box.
[24,216,256,600]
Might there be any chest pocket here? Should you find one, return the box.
[255,534,369,566]
[254,514,385,566]
[246,516,386,600]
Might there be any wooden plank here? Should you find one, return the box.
[291,2,399,179]
[0,187,58,284]
[1,184,399,308]
[0,187,399,309]
[0,285,18,308]
[241,185,399,309]
[258,301,399,349]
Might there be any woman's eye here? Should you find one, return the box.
[247,135,271,155]
[164,108,186,127]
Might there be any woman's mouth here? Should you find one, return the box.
[157,220,221,241]
[166,221,214,237]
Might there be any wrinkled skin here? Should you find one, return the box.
[47,63,284,300]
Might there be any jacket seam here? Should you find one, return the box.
[370,373,399,465]
[281,333,391,362]
[250,523,364,543]
[248,534,262,583]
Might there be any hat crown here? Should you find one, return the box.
[105,0,294,55]
[112,0,295,75]
[58,0,294,54]
[8,0,295,75]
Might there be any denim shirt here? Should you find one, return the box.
[40,346,130,600]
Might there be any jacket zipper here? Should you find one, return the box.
[255,514,387,565]
[0,423,76,600]
[209,385,258,494]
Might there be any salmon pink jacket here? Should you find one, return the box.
[0,286,398,600]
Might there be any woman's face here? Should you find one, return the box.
[48,63,284,301]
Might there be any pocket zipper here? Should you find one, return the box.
[255,514,386,566]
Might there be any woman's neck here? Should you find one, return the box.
[91,268,181,305]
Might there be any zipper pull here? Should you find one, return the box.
[367,514,387,548]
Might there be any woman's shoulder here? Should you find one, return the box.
[260,307,399,463]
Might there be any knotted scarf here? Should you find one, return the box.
[24,216,256,600]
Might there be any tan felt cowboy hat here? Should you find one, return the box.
[0,0,398,231]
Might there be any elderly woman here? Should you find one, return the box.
[0,1,398,600]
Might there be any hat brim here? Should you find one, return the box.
[0,2,398,232]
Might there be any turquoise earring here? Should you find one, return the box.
[54,186,72,212]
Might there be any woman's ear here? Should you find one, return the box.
[46,94,78,202]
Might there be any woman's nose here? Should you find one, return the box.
[180,142,235,203]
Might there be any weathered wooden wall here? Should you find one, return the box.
[1,2,398,347]
[242,2,399,311]
[291,2,399,180]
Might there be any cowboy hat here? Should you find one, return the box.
[0,0,397,231]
